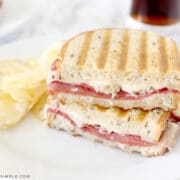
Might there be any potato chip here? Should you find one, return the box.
[0,42,64,128]
[3,78,46,102]
[0,93,29,129]
[0,59,46,128]
[0,60,34,74]
[31,93,47,121]
[0,60,35,87]
[2,64,42,87]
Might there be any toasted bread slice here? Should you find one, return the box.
[54,29,180,94]
[46,105,179,157]
[46,99,169,143]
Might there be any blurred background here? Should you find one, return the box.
[0,0,179,45]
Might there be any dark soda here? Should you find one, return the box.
[130,0,180,25]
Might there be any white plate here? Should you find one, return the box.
[0,0,37,41]
[0,37,180,180]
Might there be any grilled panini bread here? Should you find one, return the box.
[46,100,179,157]
[48,29,180,110]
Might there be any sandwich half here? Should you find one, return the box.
[46,99,179,157]
[45,28,180,156]
[48,29,180,111]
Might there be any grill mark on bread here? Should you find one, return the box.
[159,37,168,73]
[60,41,69,59]
[76,32,93,67]
[136,111,148,122]
[139,32,147,72]
[97,30,112,69]
[172,41,180,71]
[111,107,128,118]
[118,30,129,72]
[94,104,108,112]
[94,105,128,118]
[60,33,82,59]
[176,49,180,71]
[156,111,169,141]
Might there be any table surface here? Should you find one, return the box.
[0,0,179,46]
